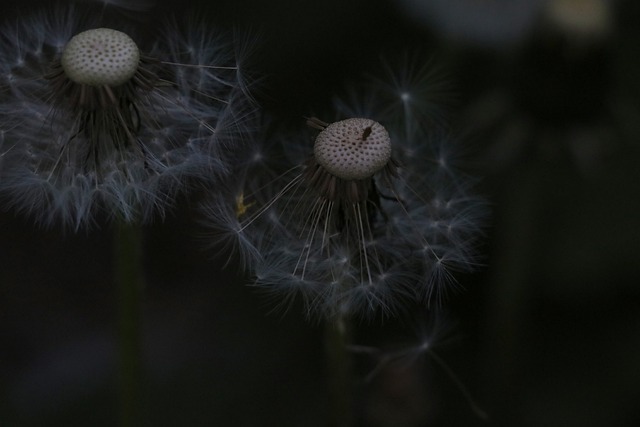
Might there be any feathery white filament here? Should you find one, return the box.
[61,28,140,86]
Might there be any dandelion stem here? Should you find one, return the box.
[325,314,354,427]
[114,221,145,427]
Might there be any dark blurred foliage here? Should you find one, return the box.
[1,0,639,426]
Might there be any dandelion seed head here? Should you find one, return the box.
[61,28,139,87]
[0,4,257,229]
[203,53,487,320]
[314,118,391,181]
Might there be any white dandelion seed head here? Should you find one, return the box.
[314,118,391,181]
[202,54,488,320]
[0,4,257,230]
[61,28,140,87]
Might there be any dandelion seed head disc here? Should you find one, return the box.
[61,28,140,87]
[314,118,391,180]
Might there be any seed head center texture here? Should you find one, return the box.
[61,28,140,87]
[314,118,391,181]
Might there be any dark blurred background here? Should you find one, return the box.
[1,0,640,426]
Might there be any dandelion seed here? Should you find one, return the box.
[0,3,255,229]
[204,55,487,320]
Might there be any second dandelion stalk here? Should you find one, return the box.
[325,313,355,427]
[114,221,145,427]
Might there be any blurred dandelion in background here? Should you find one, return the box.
[204,55,488,320]
[394,0,544,48]
[0,0,254,229]
[544,0,613,41]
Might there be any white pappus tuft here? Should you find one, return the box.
[203,55,488,320]
[0,2,256,229]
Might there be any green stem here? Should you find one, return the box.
[325,314,354,427]
[114,221,144,427]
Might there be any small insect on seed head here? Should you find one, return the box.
[314,118,392,181]
[305,117,397,205]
